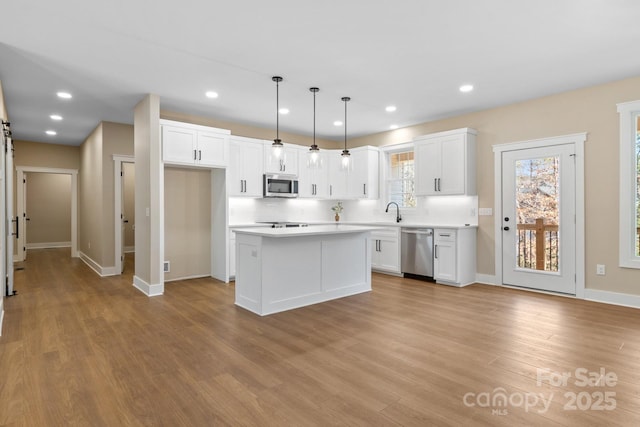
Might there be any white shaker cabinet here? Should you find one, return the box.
[371,227,401,274]
[264,143,299,175]
[348,146,379,199]
[297,149,329,198]
[327,151,349,199]
[414,128,476,196]
[433,227,476,287]
[161,120,229,168]
[228,136,264,197]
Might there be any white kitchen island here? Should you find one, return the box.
[233,225,376,316]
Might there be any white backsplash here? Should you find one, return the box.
[229,195,478,226]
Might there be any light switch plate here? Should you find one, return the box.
[479,208,493,216]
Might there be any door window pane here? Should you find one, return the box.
[515,156,560,272]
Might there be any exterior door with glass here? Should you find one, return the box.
[501,144,576,294]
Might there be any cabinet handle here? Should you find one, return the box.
[363,183,366,195]
[194,149,197,161]
[330,185,332,196]
[240,180,244,193]
[198,150,202,161]
[378,240,382,252]
[438,178,441,192]
[434,178,437,192]
[435,244,438,259]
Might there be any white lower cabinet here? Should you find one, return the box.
[371,227,401,274]
[433,227,476,286]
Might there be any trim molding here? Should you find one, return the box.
[79,252,119,277]
[475,274,499,286]
[164,274,210,283]
[584,289,640,310]
[27,241,71,249]
[0,301,4,337]
[133,275,164,297]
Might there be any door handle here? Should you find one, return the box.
[503,226,510,231]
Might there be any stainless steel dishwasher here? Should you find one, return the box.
[401,228,434,278]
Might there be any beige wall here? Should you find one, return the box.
[123,162,135,249]
[80,124,103,263]
[100,122,134,267]
[164,167,211,281]
[161,110,341,150]
[25,173,71,245]
[349,74,640,296]
[14,140,80,170]
[78,121,134,269]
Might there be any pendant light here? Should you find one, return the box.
[308,87,321,169]
[340,96,351,171]
[271,76,284,159]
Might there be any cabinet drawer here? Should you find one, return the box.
[435,230,456,242]
[371,227,399,240]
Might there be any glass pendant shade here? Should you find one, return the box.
[272,76,284,159]
[308,87,321,169]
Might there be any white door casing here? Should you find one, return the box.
[114,155,134,275]
[493,133,585,298]
[15,167,78,262]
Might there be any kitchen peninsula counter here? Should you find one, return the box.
[234,225,376,316]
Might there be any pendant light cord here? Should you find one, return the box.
[276,78,279,142]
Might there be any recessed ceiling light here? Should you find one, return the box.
[333,121,343,126]
[205,91,219,99]
[56,91,72,99]
[46,130,57,136]
[50,114,63,121]
[279,108,290,115]
[385,106,397,112]
[390,125,399,130]
[459,84,474,93]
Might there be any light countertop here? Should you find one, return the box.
[229,221,477,230]
[233,224,379,238]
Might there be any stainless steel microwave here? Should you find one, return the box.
[263,174,299,198]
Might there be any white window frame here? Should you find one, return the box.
[617,100,640,269]
[380,142,416,211]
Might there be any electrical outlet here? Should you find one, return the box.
[596,264,606,275]
[88,241,91,249]
[164,261,170,273]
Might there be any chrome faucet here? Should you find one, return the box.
[385,202,402,223]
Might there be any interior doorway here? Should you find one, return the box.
[493,133,585,297]
[15,166,78,262]
[114,155,135,275]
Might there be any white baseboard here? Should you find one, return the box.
[133,275,164,297]
[124,246,135,254]
[164,274,210,283]
[79,252,119,277]
[584,289,640,310]
[475,274,499,285]
[26,241,71,249]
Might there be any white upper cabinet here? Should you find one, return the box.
[161,120,230,168]
[327,151,349,199]
[264,143,299,175]
[348,146,379,199]
[228,136,264,197]
[414,128,476,196]
[297,148,329,198]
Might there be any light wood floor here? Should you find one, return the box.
[1,248,640,426]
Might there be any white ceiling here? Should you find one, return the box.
[1,1,639,146]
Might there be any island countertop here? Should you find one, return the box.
[232,224,379,238]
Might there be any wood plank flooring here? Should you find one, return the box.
[1,248,640,426]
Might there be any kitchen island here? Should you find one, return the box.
[233,224,376,316]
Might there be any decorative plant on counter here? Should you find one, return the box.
[331,201,344,222]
